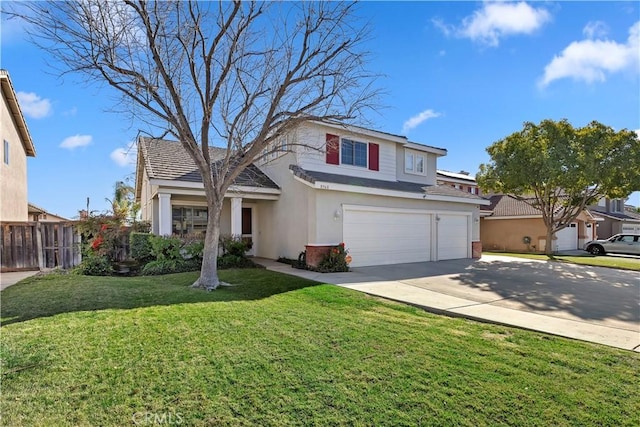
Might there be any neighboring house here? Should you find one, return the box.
[1,69,36,222]
[28,203,70,222]
[588,198,640,237]
[437,170,481,195]
[135,121,488,267]
[481,194,599,252]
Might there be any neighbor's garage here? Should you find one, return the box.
[621,223,640,234]
[343,206,470,267]
[555,223,578,250]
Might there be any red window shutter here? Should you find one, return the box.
[326,134,339,165]
[368,142,379,171]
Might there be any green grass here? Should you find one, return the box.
[484,251,640,271]
[1,270,638,426]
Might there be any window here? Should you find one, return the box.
[280,135,288,152]
[611,199,624,213]
[172,206,208,236]
[405,153,413,172]
[3,140,8,165]
[404,150,425,175]
[341,138,367,167]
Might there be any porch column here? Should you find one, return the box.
[158,193,172,236]
[231,197,243,237]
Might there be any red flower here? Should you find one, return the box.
[340,242,345,247]
[91,236,104,250]
[100,224,108,231]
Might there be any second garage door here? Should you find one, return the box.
[556,223,578,250]
[343,207,431,267]
[437,214,469,260]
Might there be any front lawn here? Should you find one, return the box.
[484,251,640,271]
[1,271,638,426]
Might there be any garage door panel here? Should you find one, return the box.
[344,209,431,267]
[437,215,469,260]
[556,223,578,251]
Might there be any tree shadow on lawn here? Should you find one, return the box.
[0,269,322,326]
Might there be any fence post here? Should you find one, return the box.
[36,222,44,270]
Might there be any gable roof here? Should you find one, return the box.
[0,70,35,157]
[289,165,484,201]
[136,138,279,198]
[588,207,640,223]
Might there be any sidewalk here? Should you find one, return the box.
[0,271,39,291]
[255,258,640,352]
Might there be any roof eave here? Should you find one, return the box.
[0,70,36,157]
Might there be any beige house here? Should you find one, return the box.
[481,194,599,252]
[1,70,36,222]
[28,203,69,223]
[587,198,640,238]
[135,121,489,267]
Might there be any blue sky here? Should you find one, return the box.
[2,1,639,219]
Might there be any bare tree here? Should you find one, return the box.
[10,0,379,289]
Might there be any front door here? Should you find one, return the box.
[242,207,254,256]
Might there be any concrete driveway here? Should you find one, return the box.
[258,255,640,351]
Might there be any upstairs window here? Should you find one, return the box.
[405,151,425,175]
[341,138,367,167]
[3,140,8,165]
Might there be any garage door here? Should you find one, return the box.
[622,223,640,234]
[343,208,431,267]
[437,214,469,260]
[556,223,578,250]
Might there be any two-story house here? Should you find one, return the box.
[588,198,640,237]
[135,121,488,267]
[1,70,36,222]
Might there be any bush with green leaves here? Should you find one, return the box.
[316,243,349,273]
[140,258,201,276]
[149,235,183,261]
[74,254,114,276]
[130,232,154,263]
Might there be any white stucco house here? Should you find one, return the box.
[135,121,488,267]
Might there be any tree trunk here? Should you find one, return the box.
[192,200,223,290]
[544,227,554,256]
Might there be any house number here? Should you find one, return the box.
[320,184,330,190]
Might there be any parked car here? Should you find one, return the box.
[583,234,640,256]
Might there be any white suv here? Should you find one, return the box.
[583,234,640,256]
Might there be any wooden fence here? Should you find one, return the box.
[1,222,82,272]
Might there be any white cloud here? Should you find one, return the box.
[402,109,441,134]
[16,92,52,119]
[110,141,137,167]
[635,129,640,138]
[434,2,551,47]
[539,21,640,87]
[583,21,608,39]
[60,134,92,150]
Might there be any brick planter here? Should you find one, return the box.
[305,244,337,268]
[472,241,482,259]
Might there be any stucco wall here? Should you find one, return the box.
[0,94,29,221]
[257,152,315,259]
[481,218,546,252]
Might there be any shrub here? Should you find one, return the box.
[141,258,201,276]
[217,254,257,269]
[316,243,349,273]
[219,235,251,257]
[74,255,114,276]
[149,235,183,261]
[130,232,154,263]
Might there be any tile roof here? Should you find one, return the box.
[139,138,279,189]
[485,194,542,217]
[588,208,640,222]
[289,165,484,200]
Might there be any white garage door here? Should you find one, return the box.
[437,214,469,260]
[622,223,640,234]
[556,223,578,250]
[343,208,431,267]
